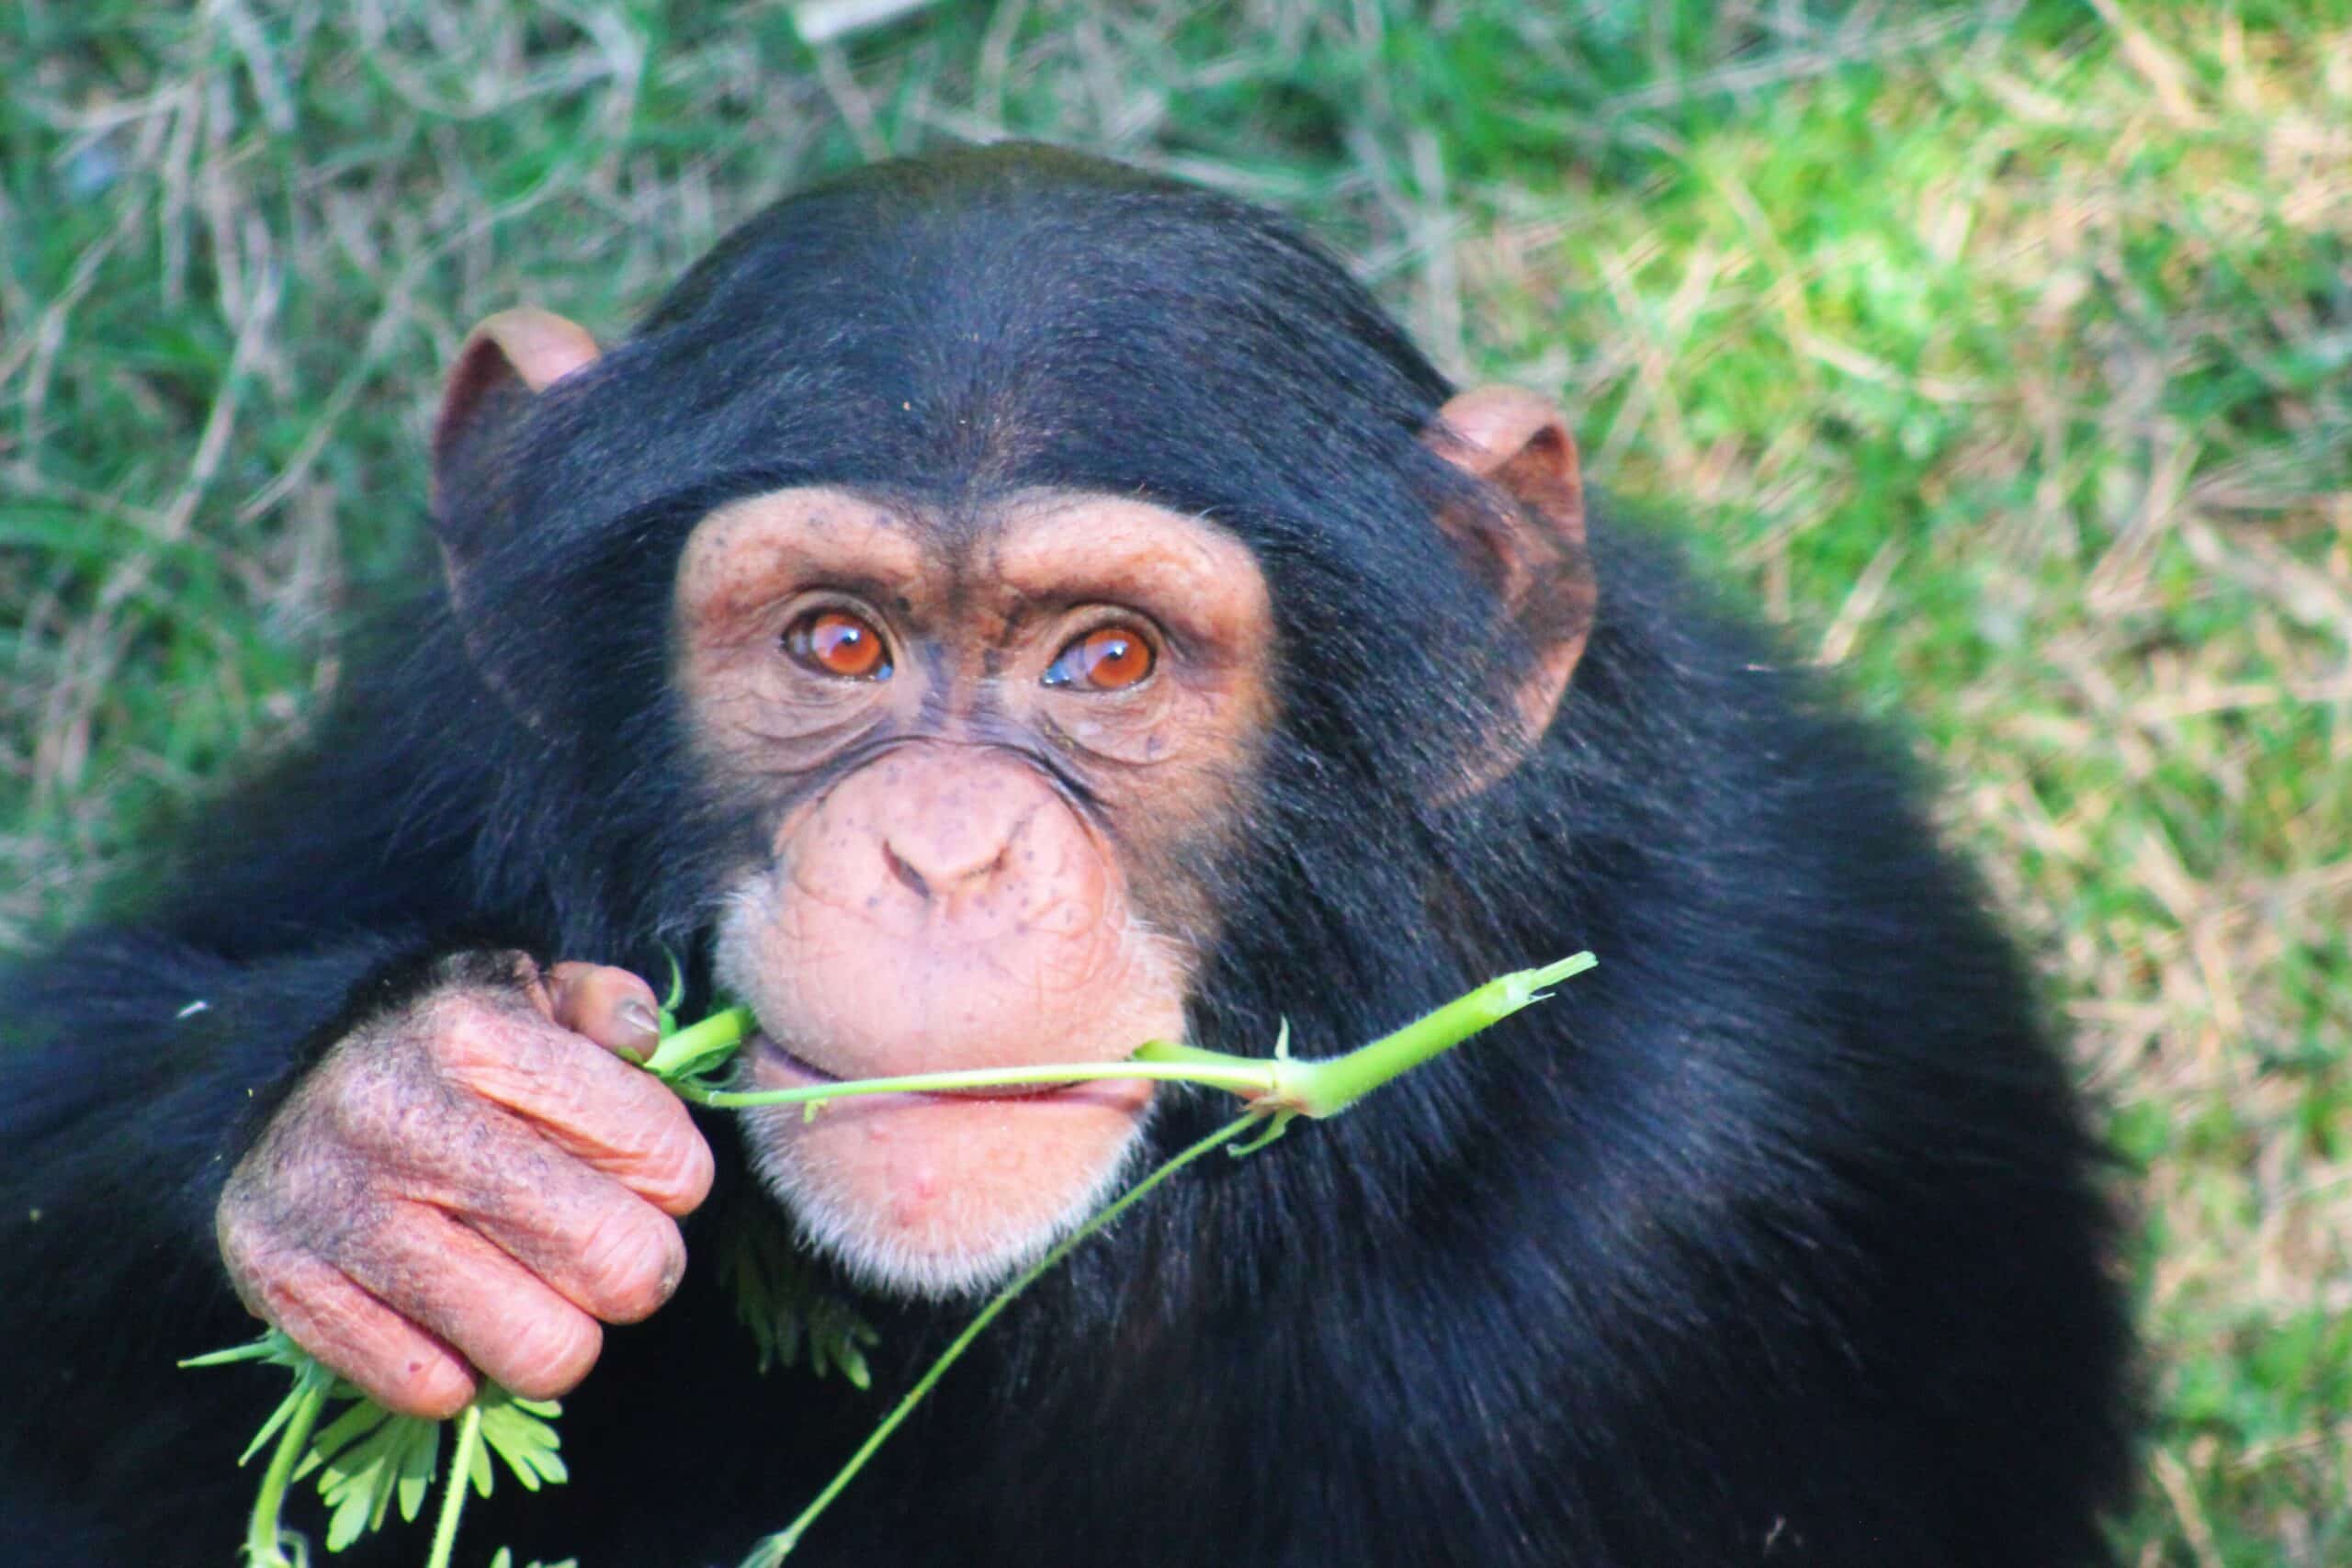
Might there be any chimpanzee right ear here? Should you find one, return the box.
[1419,386,1597,791]
[430,308,603,586]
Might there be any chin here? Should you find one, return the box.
[739,1037,1158,1300]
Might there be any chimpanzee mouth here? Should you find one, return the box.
[748,1031,1097,1102]
[749,1032,840,1082]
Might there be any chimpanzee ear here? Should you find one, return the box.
[431,310,601,717]
[1421,385,1596,780]
[431,309,602,575]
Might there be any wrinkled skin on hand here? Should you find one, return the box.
[215,955,715,1417]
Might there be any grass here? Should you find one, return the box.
[3,2,2346,1562]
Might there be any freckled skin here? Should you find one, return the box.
[212,956,713,1416]
[678,487,1274,1293]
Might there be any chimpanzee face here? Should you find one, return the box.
[429,285,1586,1302]
[672,485,1276,1295]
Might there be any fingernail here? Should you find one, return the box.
[617,999,662,1053]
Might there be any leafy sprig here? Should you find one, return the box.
[192,953,1596,1566]
[719,1204,880,1388]
[185,1328,576,1568]
[298,1388,439,1550]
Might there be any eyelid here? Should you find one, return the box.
[1057,606,1168,649]
[784,602,893,680]
[1044,615,1159,691]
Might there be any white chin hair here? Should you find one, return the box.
[739,1105,1151,1300]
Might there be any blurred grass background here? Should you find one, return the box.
[3,1,2346,1560]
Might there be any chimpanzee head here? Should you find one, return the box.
[424,144,1592,1296]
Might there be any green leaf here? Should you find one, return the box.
[468,1427,494,1498]
[476,1386,567,1494]
[297,1397,440,1550]
[253,1366,338,1467]
[193,1329,572,1557]
[718,1201,879,1389]
[181,1326,311,1371]
[655,948,687,1033]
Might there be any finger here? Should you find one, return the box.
[233,1247,479,1419]
[407,1122,688,1324]
[438,1016,715,1216]
[333,1201,605,1403]
[469,1189,685,1326]
[544,962,663,1061]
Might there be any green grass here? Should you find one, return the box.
[4,3,2347,1562]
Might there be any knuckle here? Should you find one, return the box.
[222,1120,385,1266]
[500,1308,602,1399]
[419,994,509,1073]
[321,1056,458,1159]
[216,1201,274,1271]
[641,1115,717,1213]
[430,948,540,997]
[247,1271,318,1333]
[576,1206,684,1322]
[428,996,569,1087]
[216,1222,308,1316]
[316,950,548,1089]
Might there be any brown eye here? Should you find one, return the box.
[1045,624,1156,692]
[786,610,890,680]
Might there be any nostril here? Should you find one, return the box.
[881,835,1016,900]
[882,842,932,900]
[968,842,1013,889]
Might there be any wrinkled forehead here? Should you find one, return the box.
[672,484,1272,634]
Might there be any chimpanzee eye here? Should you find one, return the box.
[1044,624,1156,692]
[785,609,891,680]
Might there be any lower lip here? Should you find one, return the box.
[748,1032,1131,1104]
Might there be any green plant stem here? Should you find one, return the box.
[424,1402,484,1568]
[198,953,1594,1568]
[1250,952,1598,1117]
[676,953,1596,1119]
[673,1056,1275,1108]
[640,1003,758,1078]
[246,1370,329,1568]
[739,1111,1268,1568]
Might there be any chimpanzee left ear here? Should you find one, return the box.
[430,308,603,578]
[429,310,603,715]
[1420,385,1596,780]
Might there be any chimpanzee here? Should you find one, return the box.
[0,144,2130,1566]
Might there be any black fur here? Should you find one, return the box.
[0,145,2131,1566]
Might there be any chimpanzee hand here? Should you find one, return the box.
[215,955,715,1418]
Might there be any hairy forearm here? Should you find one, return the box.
[0,930,417,1299]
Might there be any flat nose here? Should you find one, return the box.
[881,828,1012,900]
[867,751,1039,906]
[782,743,1110,947]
